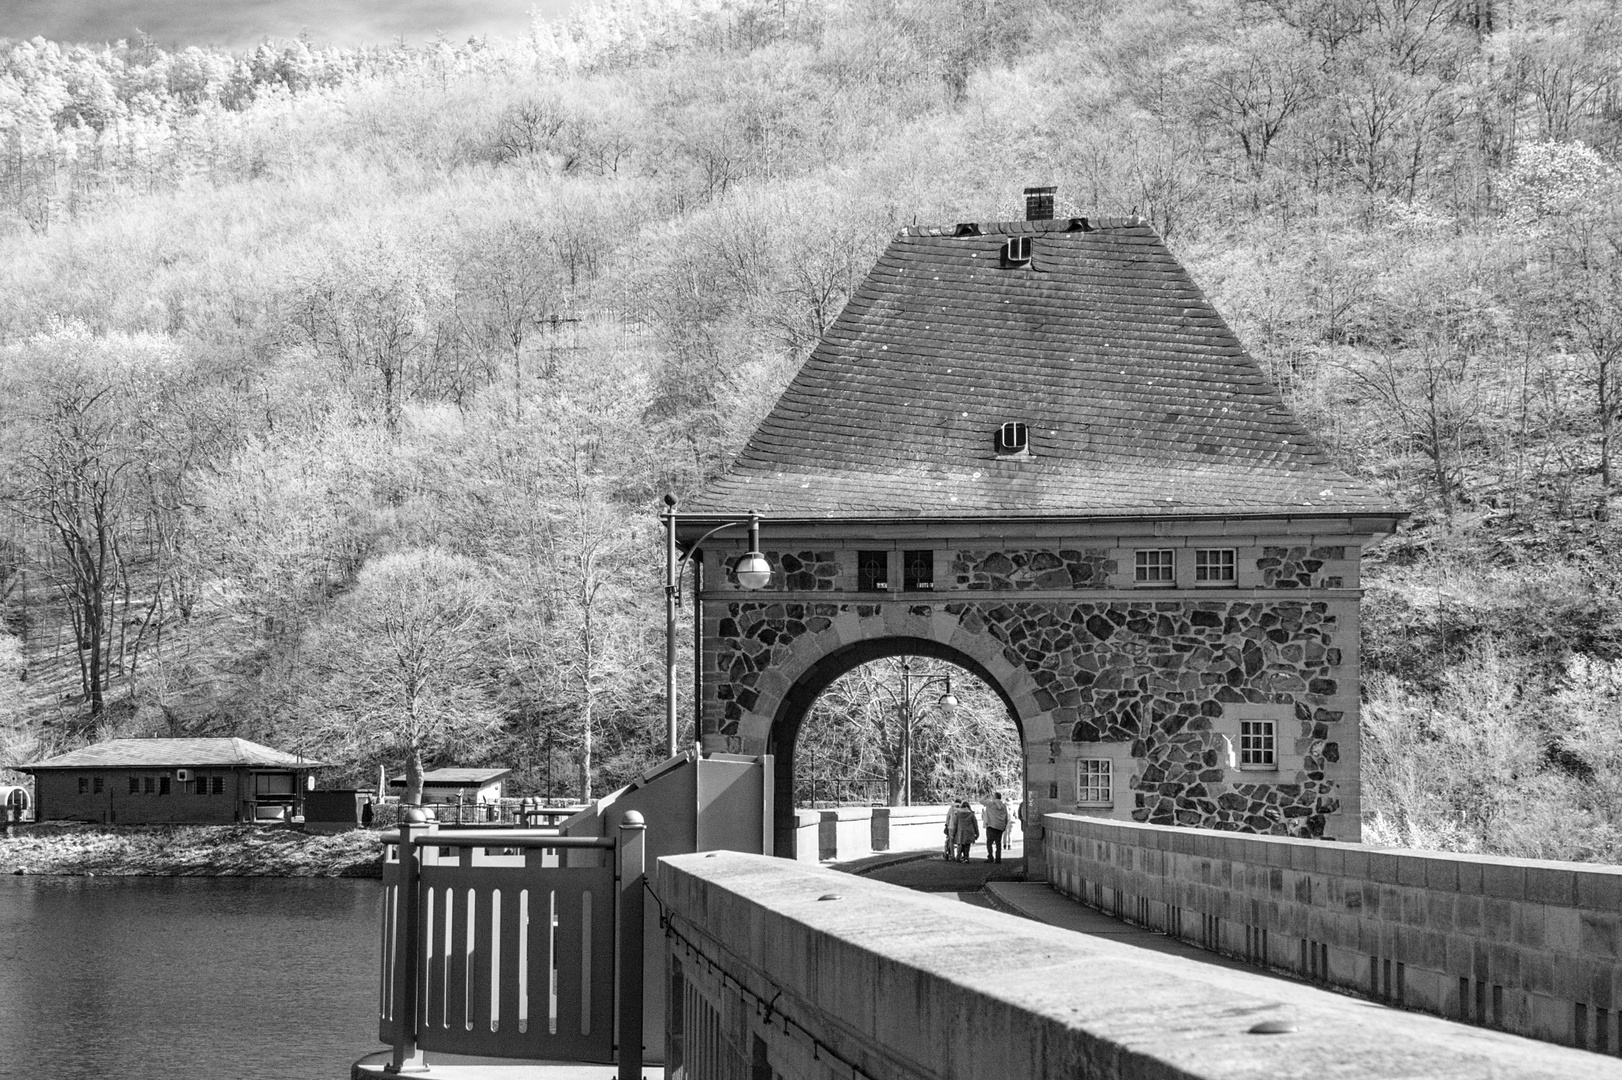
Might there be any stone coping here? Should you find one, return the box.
[1045,815,1622,908]
[658,852,1621,1080]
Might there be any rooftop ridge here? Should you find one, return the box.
[898,215,1146,238]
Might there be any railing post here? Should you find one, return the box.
[388,808,431,1074]
[617,811,647,1080]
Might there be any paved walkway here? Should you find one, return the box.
[845,847,1284,977]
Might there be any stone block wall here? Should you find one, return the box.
[1044,813,1622,1054]
[660,851,1614,1080]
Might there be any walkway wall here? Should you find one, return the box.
[1045,813,1622,1054]
[790,803,1023,862]
[657,851,1613,1080]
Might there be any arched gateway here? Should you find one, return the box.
[675,193,1401,876]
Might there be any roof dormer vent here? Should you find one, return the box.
[995,421,1030,457]
[1002,235,1032,265]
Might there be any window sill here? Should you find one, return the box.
[1191,580,1237,588]
[1076,802,1113,810]
[1238,764,1278,773]
[1132,582,1177,589]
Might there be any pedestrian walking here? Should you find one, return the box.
[983,791,1009,863]
[943,801,959,860]
[952,800,979,862]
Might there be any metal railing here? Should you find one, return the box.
[378,811,644,1078]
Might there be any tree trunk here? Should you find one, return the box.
[886,765,904,807]
[403,746,426,806]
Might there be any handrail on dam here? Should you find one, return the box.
[371,811,645,1079]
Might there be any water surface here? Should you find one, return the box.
[0,875,383,1080]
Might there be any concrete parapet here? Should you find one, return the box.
[791,809,819,863]
[818,807,872,861]
[1044,813,1622,1054]
[658,851,1618,1080]
[873,804,949,853]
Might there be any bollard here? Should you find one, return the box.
[617,811,646,1080]
[387,809,431,1074]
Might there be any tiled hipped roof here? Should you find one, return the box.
[24,738,321,770]
[690,217,1391,519]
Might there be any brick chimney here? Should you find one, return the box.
[1024,185,1056,221]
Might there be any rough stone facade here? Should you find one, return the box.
[951,549,1117,590]
[1258,545,1346,590]
[705,564,1360,850]
[765,551,838,592]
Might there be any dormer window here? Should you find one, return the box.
[1003,235,1032,265]
[995,422,1029,456]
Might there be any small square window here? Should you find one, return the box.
[1195,549,1236,584]
[212,776,225,795]
[857,550,889,592]
[159,776,171,796]
[1077,759,1112,805]
[1241,721,1276,769]
[93,776,104,794]
[129,777,141,795]
[195,776,208,795]
[902,550,934,591]
[1134,549,1175,584]
[144,777,155,794]
[78,777,89,795]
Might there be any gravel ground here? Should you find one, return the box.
[0,823,385,877]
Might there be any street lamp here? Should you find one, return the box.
[869,659,957,807]
[662,496,773,759]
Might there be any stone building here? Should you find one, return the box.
[677,193,1401,874]
[22,737,322,825]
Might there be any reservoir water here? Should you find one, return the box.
[0,875,383,1080]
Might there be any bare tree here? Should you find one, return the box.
[302,548,497,805]
[3,375,132,718]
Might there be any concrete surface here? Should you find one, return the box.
[1045,812,1622,1050]
[664,852,1622,1079]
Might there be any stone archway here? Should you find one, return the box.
[763,633,1027,857]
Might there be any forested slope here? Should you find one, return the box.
[2,0,1621,856]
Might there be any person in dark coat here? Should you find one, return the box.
[951,800,980,862]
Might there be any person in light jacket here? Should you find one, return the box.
[983,791,1009,864]
[952,800,980,862]
[943,801,960,859]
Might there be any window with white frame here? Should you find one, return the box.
[1194,548,1236,585]
[1077,759,1113,805]
[1134,549,1175,584]
[1240,720,1276,769]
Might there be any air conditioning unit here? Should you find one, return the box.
[175,769,190,782]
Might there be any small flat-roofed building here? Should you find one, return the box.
[388,767,510,806]
[21,738,323,825]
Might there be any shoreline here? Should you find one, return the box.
[0,822,385,877]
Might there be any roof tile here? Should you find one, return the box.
[690,217,1392,519]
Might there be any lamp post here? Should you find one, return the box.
[662,496,773,760]
[868,659,958,806]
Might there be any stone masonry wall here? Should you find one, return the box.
[709,594,1352,839]
[1045,814,1622,1053]
[951,549,1116,590]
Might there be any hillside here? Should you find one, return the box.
[2,0,1621,858]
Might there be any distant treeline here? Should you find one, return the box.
[1,0,1620,857]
